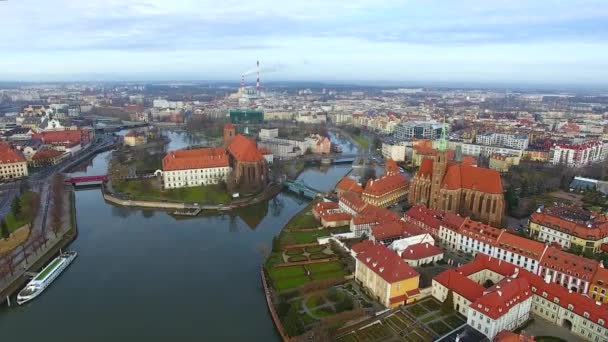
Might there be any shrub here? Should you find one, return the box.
[335,296,354,312]
[279,289,300,302]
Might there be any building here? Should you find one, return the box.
[476,132,529,150]
[335,177,363,197]
[162,147,231,189]
[353,241,420,308]
[361,164,409,208]
[408,146,505,227]
[124,130,147,147]
[394,121,444,141]
[224,124,268,193]
[0,143,28,180]
[433,254,608,341]
[549,141,604,167]
[32,129,93,154]
[259,128,278,140]
[229,109,264,124]
[400,242,444,267]
[589,267,608,304]
[382,141,407,162]
[489,154,521,173]
[403,204,466,238]
[529,206,608,253]
[30,149,70,168]
[369,220,425,245]
[312,201,352,228]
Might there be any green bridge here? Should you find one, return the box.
[283,180,325,199]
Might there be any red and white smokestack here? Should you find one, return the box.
[256,60,260,93]
[241,74,245,92]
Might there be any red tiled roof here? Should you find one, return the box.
[351,240,376,255]
[443,164,503,193]
[591,266,608,290]
[459,218,504,245]
[32,129,88,144]
[385,159,399,175]
[321,212,352,222]
[162,147,229,171]
[539,246,598,282]
[530,210,608,240]
[418,158,434,177]
[32,149,64,160]
[224,123,234,129]
[356,242,419,283]
[404,205,466,231]
[471,277,532,320]
[371,220,424,241]
[353,205,400,226]
[0,143,26,164]
[402,243,443,260]
[363,173,409,197]
[227,135,265,163]
[434,269,485,302]
[497,232,547,261]
[339,191,368,213]
[336,177,363,194]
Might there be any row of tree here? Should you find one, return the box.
[50,174,65,237]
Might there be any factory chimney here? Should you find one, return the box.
[241,74,245,93]
[256,60,260,94]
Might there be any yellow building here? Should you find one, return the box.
[0,144,28,180]
[489,153,520,173]
[589,267,608,304]
[353,241,420,308]
[123,130,147,147]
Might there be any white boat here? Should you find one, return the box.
[17,251,77,305]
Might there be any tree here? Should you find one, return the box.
[272,236,281,253]
[1,219,9,239]
[283,303,304,337]
[441,289,455,313]
[11,198,21,217]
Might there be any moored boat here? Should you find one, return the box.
[17,251,77,305]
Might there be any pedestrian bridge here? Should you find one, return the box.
[64,175,108,185]
[283,180,325,199]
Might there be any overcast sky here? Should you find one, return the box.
[1,0,607,84]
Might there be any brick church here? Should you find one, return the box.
[223,123,268,193]
[408,134,505,227]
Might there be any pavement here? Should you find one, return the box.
[523,315,585,342]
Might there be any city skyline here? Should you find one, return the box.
[1,1,608,85]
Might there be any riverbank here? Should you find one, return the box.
[102,182,284,213]
[0,188,78,306]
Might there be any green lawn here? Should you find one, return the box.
[352,134,371,150]
[287,211,320,230]
[4,191,40,233]
[114,180,231,204]
[268,266,310,291]
[305,294,326,308]
[429,320,452,336]
[307,261,347,281]
[280,230,330,245]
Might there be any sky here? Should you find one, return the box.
[1,0,607,85]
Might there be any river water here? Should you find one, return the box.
[0,130,358,341]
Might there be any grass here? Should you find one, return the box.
[421,313,440,323]
[420,298,441,312]
[287,211,320,230]
[305,245,326,253]
[4,191,40,233]
[406,303,429,317]
[280,230,330,245]
[113,179,231,204]
[309,252,331,260]
[285,248,305,256]
[305,294,326,308]
[268,266,310,291]
[312,306,335,318]
[352,134,371,150]
[35,257,63,281]
[428,320,452,336]
[307,261,348,281]
[444,314,466,329]
[288,255,308,262]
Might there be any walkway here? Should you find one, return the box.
[523,315,585,342]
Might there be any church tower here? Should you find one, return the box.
[223,122,236,147]
[429,120,448,209]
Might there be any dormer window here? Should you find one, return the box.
[568,304,574,311]
[584,312,590,318]
[554,298,559,304]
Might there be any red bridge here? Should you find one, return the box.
[65,175,108,184]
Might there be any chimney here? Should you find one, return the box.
[256,60,260,94]
[596,301,602,306]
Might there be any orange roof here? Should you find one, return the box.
[224,122,234,130]
[258,147,272,155]
[339,191,367,213]
[385,159,400,175]
[227,135,265,163]
[404,205,466,231]
[363,173,409,197]
[0,143,26,163]
[336,177,363,194]
[355,242,419,283]
[322,212,352,222]
[402,243,443,260]
[418,158,434,177]
[434,269,485,302]
[371,220,425,241]
[162,147,229,171]
[497,232,547,261]
[459,218,504,245]
[32,129,87,144]
[539,246,598,282]
[591,266,608,289]
[443,164,503,193]
[32,149,64,160]
[530,209,608,240]
[471,277,532,320]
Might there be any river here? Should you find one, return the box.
[0,130,358,341]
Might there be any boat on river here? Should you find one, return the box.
[17,251,77,305]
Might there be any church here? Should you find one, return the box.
[408,132,505,227]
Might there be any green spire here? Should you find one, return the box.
[438,117,448,151]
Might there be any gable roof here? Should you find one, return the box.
[336,177,363,194]
[363,173,409,197]
[402,243,443,260]
[443,164,503,194]
[0,143,26,164]
[356,242,419,283]
[227,135,265,162]
[162,147,229,171]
